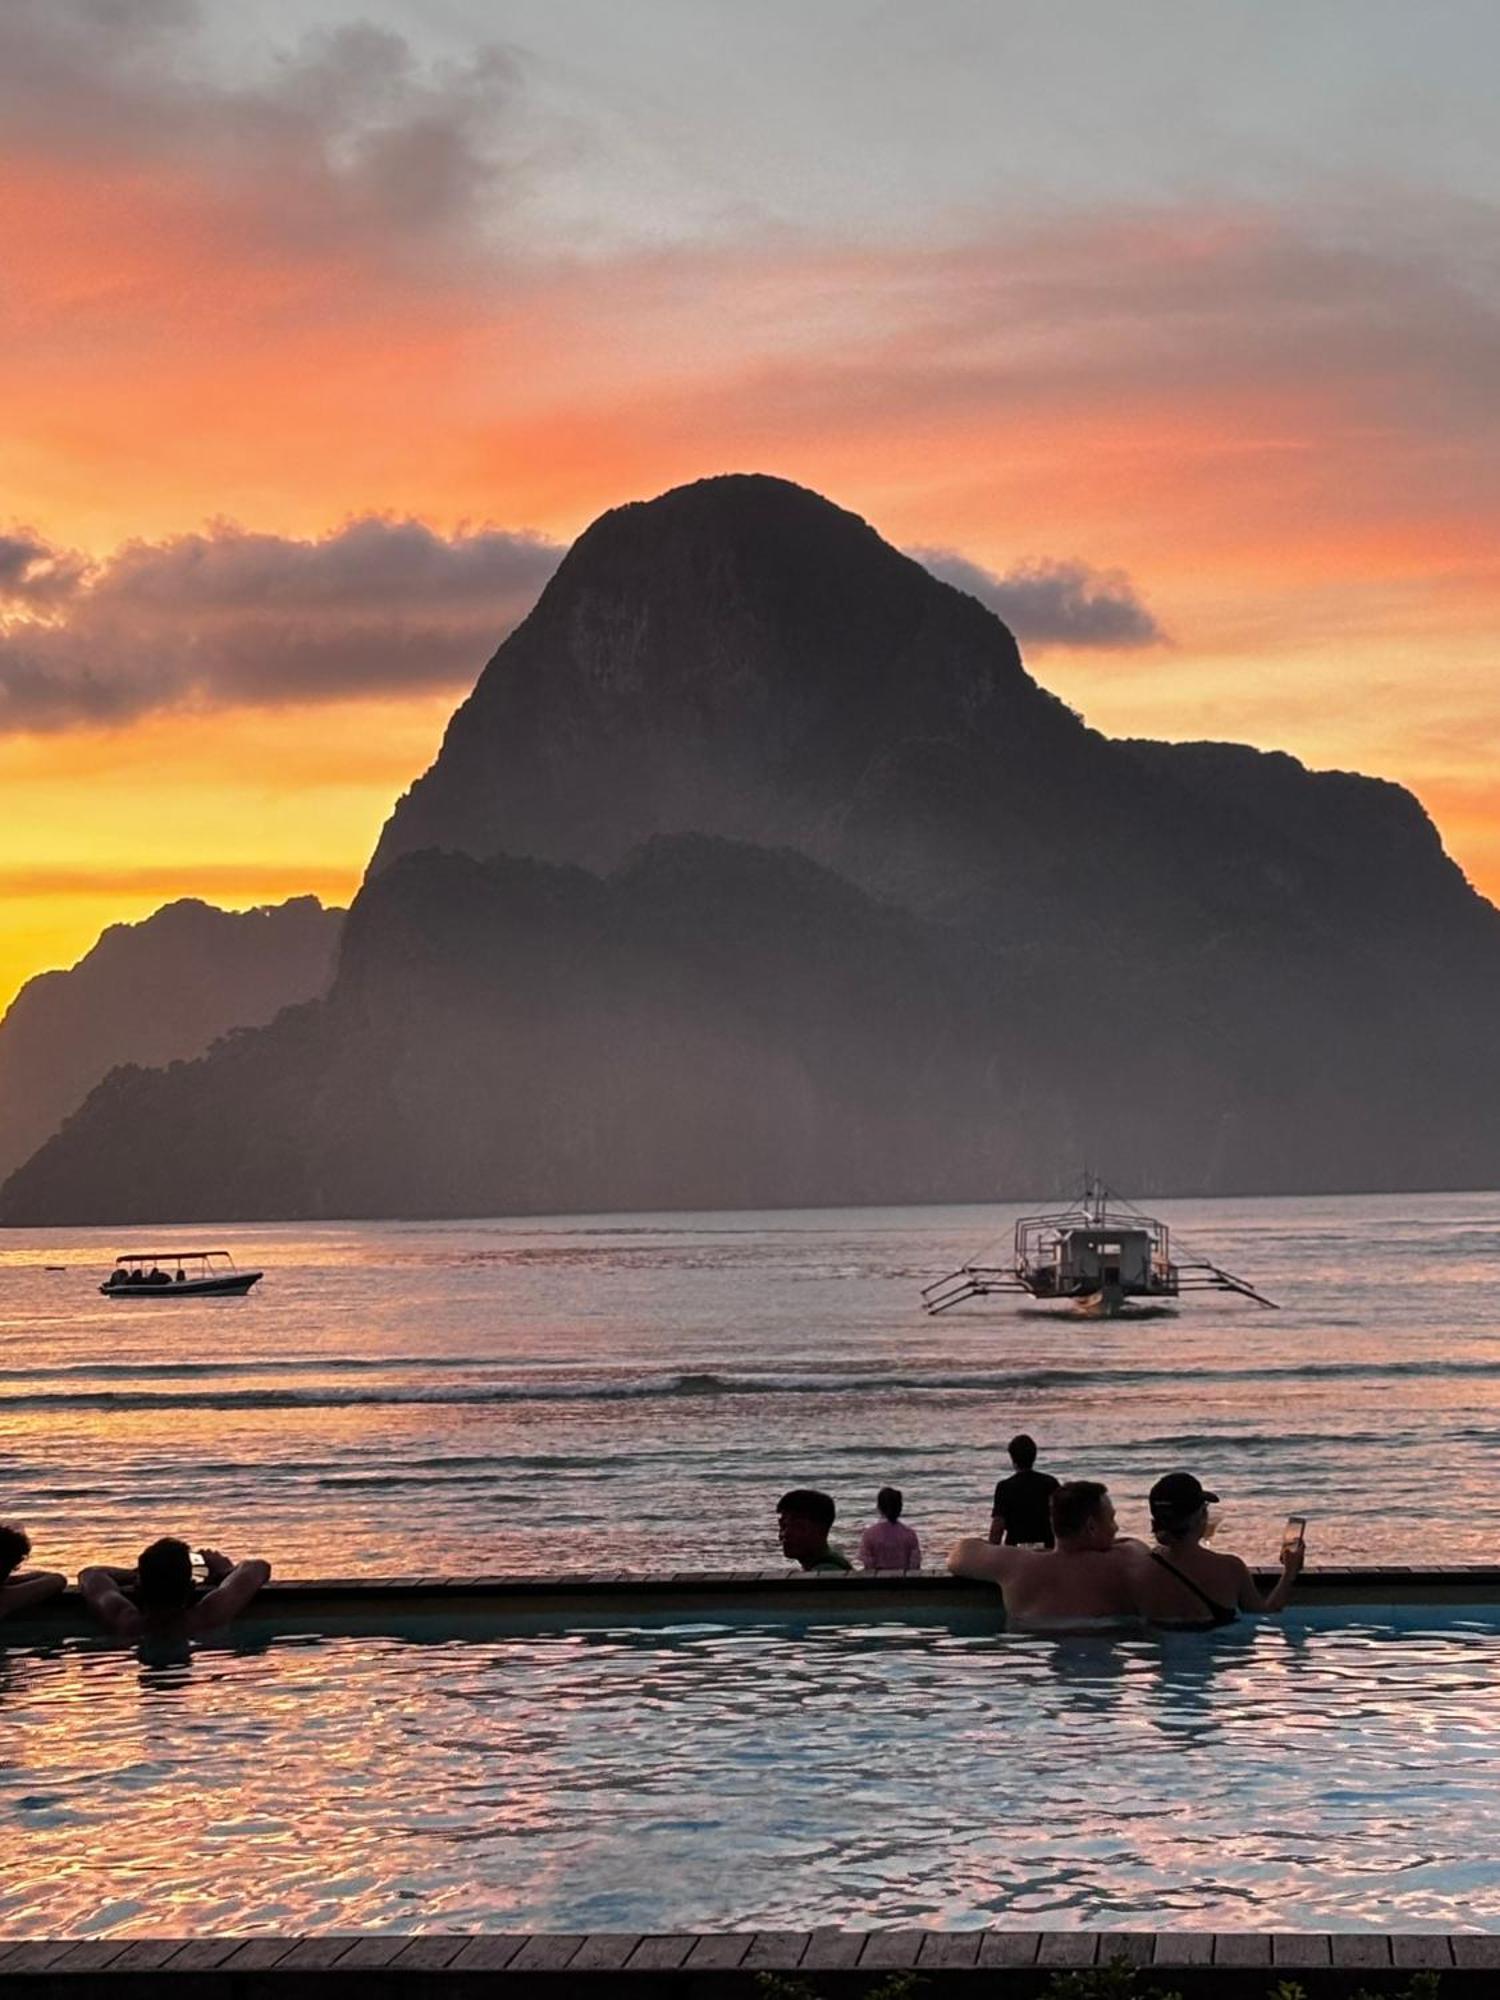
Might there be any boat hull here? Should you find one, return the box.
[100,1273,262,1298]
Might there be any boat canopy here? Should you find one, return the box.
[112,1250,236,1262]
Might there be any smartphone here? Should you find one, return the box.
[1280,1514,1307,1559]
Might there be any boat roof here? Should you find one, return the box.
[112,1250,233,1261]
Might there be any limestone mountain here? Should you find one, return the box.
[0,897,342,1183]
[4,474,1498,1223]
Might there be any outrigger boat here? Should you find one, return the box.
[922,1179,1277,1317]
[100,1250,263,1298]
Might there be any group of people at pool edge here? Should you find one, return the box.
[777,1433,1306,1631]
[3,1431,1303,1638]
[0,1524,269,1638]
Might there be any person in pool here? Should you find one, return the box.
[949,1479,1144,1629]
[0,1523,67,1619]
[857,1486,922,1571]
[776,1489,852,1572]
[1133,1472,1304,1628]
[78,1538,271,1640]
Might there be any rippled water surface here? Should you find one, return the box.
[5,1612,1500,1936]
[4,1193,1500,1573]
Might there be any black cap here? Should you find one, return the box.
[1149,1472,1219,1519]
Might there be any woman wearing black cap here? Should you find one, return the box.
[1135,1472,1304,1628]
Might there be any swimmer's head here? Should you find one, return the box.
[0,1522,31,1583]
[135,1537,196,1612]
[777,1488,836,1565]
[1050,1480,1115,1550]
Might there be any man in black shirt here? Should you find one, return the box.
[990,1433,1061,1547]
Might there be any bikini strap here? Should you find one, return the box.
[1148,1547,1237,1626]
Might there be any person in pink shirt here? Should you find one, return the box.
[857,1486,922,1571]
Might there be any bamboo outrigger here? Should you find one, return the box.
[922,1179,1277,1317]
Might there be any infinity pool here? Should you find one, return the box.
[4,1608,1500,1937]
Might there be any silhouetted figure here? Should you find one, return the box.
[857,1486,922,1571]
[146,1266,169,1286]
[79,1538,271,1640]
[0,1522,67,1619]
[776,1489,851,1572]
[991,1432,1061,1547]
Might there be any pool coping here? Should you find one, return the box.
[10,1563,1500,1640]
[1,1929,1498,1993]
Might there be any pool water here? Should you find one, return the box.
[5,1608,1500,1937]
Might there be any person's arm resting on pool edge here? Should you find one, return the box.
[192,1551,271,1631]
[77,1566,143,1636]
[949,1535,1019,1584]
[0,1568,68,1617]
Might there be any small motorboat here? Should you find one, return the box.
[100,1250,263,1298]
[921,1177,1277,1316]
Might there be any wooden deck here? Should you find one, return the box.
[2,1930,1499,1993]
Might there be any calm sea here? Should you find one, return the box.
[3,1192,1498,1579]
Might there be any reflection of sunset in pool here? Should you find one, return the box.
[5,1614,1500,1936]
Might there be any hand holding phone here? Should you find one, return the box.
[1279,1514,1307,1567]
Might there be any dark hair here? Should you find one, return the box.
[136,1537,195,1612]
[777,1488,836,1531]
[0,1523,31,1583]
[876,1486,903,1521]
[1008,1433,1038,1469]
[1050,1480,1109,1541]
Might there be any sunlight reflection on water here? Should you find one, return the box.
[4,1613,1500,1936]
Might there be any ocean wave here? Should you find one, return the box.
[3,1355,1500,1414]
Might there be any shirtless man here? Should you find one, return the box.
[949,1480,1144,1629]
[0,1523,67,1619]
[78,1538,270,1641]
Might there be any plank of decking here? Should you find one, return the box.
[333,1937,422,1972]
[1101,1934,1153,1967]
[390,1936,484,1968]
[160,1938,252,1972]
[800,1931,865,1970]
[978,1932,1043,1966]
[214,1938,303,1972]
[1214,1934,1273,1966]
[916,1932,983,1967]
[1036,1933,1099,1966]
[92,1938,198,1973]
[738,1932,810,1970]
[443,1935,529,1972]
[1272,1934,1334,1966]
[1453,1936,1500,1968]
[1330,1934,1392,1968]
[682,1935,753,1969]
[622,1934,696,1971]
[1150,1931,1215,1965]
[856,1930,924,1969]
[0,1941,89,1975]
[261,1934,363,1971]
[507,1935,587,1971]
[32,1939,133,1975]
[563,1935,642,1972]
[1393,1935,1456,1968]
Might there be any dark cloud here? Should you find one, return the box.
[0,519,563,733]
[910,548,1164,649]
[0,2,530,265]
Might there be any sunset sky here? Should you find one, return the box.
[3,0,1499,1013]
